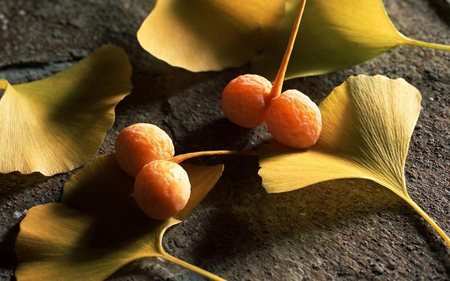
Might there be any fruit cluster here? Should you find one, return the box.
[115,123,190,220]
[221,74,322,149]
[221,0,321,150]
[113,0,314,220]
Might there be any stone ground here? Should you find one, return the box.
[1,0,450,280]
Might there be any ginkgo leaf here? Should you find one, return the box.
[15,154,225,281]
[0,45,133,176]
[15,203,177,281]
[137,0,284,72]
[136,0,449,78]
[252,0,450,80]
[259,75,450,246]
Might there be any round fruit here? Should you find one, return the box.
[221,74,272,128]
[115,123,175,177]
[134,160,191,220]
[266,89,322,149]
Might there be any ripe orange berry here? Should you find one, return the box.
[134,160,191,220]
[266,90,322,149]
[221,74,272,128]
[115,123,175,177]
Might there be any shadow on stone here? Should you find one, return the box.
[192,174,450,277]
[0,172,48,199]
[0,220,20,278]
[427,0,450,26]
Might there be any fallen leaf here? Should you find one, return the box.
[259,75,450,246]
[15,154,225,280]
[252,0,450,80]
[137,0,284,72]
[0,45,133,176]
[136,0,449,78]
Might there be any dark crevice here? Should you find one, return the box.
[0,60,77,84]
[0,59,78,72]
[428,0,450,26]
[0,62,52,72]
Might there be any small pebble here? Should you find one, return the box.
[312,259,322,270]
[372,264,384,275]
[13,211,24,219]
[429,73,439,81]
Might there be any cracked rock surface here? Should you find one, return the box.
[1,0,450,280]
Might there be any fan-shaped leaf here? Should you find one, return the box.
[252,0,450,80]
[259,75,450,246]
[0,45,133,176]
[15,154,225,280]
[136,0,449,78]
[137,0,284,72]
[15,203,176,281]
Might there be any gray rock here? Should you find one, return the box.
[1,0,449,280]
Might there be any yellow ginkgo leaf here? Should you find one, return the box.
[15,154,225,281]
[259,75,450,246]
[0,45,133,176]
[252,0,450,80]
[137,0,284,72]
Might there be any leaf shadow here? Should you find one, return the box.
[65,210,164,264]
[175,118,271,157]
[427,0,450,26]
[0,220,20,274]
[0,172,53,279]
[0,172,48,199]
[192,168,450,273]
[114,72,166,117]
[56,153,223,270]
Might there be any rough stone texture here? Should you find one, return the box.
[1,0,449,280]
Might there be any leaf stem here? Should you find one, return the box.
[269,0,307,100]
[403,196,450,247]
[171,150,259,164]
[160,252,226,281]
[405,38,450,52]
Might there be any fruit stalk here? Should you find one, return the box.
[160,252,226,281]
[403,195,450,247]
[269,0,308,100]
[171,150,259,164]
[406,38,450,52]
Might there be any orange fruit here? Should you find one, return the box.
[266,90,322,149]
[221,74,272,128]
[115,123,175,177]
[134,160,191,220]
